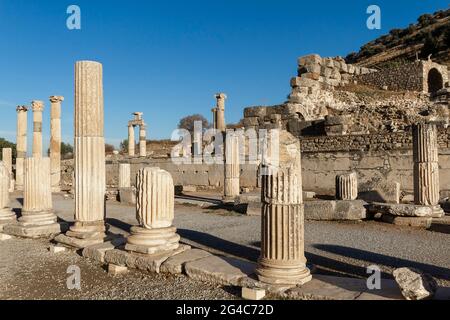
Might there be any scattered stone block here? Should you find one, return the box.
[393,268,438,300]
[82,237,127,263]
[304,200,366,221]
[0,233,12,241]
[49,245,67,253]
[160,248,212,274]
[242,287,266,300]
[360,181,401,204]
[184,255,256,286]
[381,215,432,228]
[369,203,433,217]
[303,191,316,199]
[108,264,128,276]
[182,185,197,193]
[119,187,136,205]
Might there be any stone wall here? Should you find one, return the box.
[357,60,448,93]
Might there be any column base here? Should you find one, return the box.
[54,220,109,249]
[18,210,58,226]
[255,258,312,286]
[0,208,16,231]
[431,205,445,218]
[3,221,68,239]
[222,196,238,204]
[125,226,180,255]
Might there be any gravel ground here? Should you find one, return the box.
[1,193,449,299]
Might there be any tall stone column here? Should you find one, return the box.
[139,124,147,157]
[336,173,358,200]
[31,100,44,158]
[128,125,135,156]
[4,157,63,238]
[49,96,64,192]
[0,162,15,230]
[255,131,312,285]
[55,61,106,248]
[16,106,28,191]
[223,133,240,203]
[119,163,131,188]
[2,148,14,192]
[211,107,217,129]
[125,167,180,255]
[413,122,444,217]
[215,93,227,131]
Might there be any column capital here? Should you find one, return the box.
[31,100,44,112]
[16,105,28,113]
[215,93,227,101]
[49,96,64,103]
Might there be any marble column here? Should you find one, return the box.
[0,162,15,230]
[125,167,180,255]
[215,93,227,132]
[55,61,106,248]
[336,172,358,200]
[255,131,311,285]
[31,100,44,158]
[413,123,444,217]
[118,163,131,188]
[223,133,240,202]
[16,106,28,191]
[4,157,63,237]
[128,125,135,156]
[2,148,14,192]
[139,124,147,157]
[49,96,64,192]
[211,107,217,130]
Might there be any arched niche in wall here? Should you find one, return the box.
[427,68,444,93]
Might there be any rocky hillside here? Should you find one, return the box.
[346,8,450,68]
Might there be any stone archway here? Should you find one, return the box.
[427,68,443,93]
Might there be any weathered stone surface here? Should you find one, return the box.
[104,244,190,273]
[82,237,127,263]
[15,106,28,190]
[5,222,67,239]
[108,264,128,276]
[119,187,136,205]
[381,215,432,228]
[223,134,240,202]
[242,287,266,300]
[304,200,367,221]
[185,255,256,286]
[369,203,433,217]
[360,181,401,204]
[336,172,358,200]
[0,162,15,227]
[54,232,105,248]
[49,96,64,192]
[393,268,438,300]
[31,100,44,158]
[160,248,212,274]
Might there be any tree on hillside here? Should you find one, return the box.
[444,25,450,47]
[178,114,210,133]
[421,32,440,58]
[0,138,16,160]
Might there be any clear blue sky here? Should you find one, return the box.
[0,0,448,149]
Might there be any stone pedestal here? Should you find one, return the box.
[4,158,64,238]
[223,134,240,203]
[31,100,44,158]
[118,163,131,188]
[50,96,64,192]
[255,131,311,286]
[128,125,135,156]
[2,148,14,192]
[413,123,444,217]
[336,173,358,200]
[15,106,28,191]
[55,61,107,248]
[0,162,15,231]
[125,167,180,255]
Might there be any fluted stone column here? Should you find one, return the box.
[16,106,28,191]
[223,134,240,202]
[255,131,311,285]
[125,167,180,255]
[211,108,217,129]
[119,163,131,188]
[139,124,147,157]
[0,162,15,230]
[413,123,444,217]
[31,100,44,158]
[55,61,106,248]
[4,158,63,238]
[50,96,64,192]
[336,173,358,200]
[2,148,14,192]
[215,93,227,131]
[128,125,135,156]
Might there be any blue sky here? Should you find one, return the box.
[0,0,448,149]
